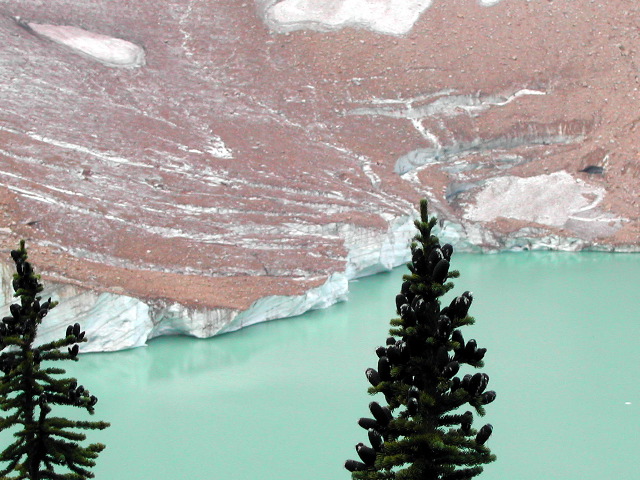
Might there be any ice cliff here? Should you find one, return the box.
[0,215,418,351]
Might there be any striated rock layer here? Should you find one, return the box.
[0,0,638,350]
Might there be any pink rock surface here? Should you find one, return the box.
[0,0,638,329]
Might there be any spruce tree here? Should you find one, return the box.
[0,241,109,480]
[345,200,496,480]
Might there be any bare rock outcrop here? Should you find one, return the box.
[0,0,638,350]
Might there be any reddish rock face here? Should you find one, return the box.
[0,1,638,320]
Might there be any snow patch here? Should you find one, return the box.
[26,22,145,68]
[464,171,606,228]
[206,136,234,159]
[264,0,433,35]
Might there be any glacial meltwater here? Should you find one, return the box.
[7,252,639,479]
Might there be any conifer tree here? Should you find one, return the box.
[345,200,496,480]
[0,241,109,480]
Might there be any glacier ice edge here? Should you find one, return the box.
[1,212,637,352]
[0,213,419,352]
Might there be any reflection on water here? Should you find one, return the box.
[4,253,638,480]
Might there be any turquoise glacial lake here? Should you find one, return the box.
[11,252,640,479]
